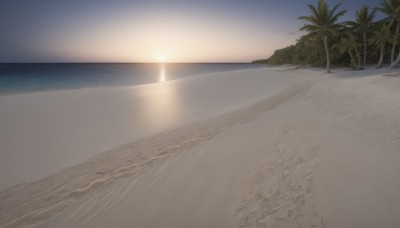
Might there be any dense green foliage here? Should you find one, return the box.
[262,35,363,67]
[254,0,400,70]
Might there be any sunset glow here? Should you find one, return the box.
[158,54,167,63]
[0,0,379,63]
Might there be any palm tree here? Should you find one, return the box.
[378,0,400,65]
[299,0,347,73]
[347,6,376,66]
[369,24,393,67]
[334,33,362,70]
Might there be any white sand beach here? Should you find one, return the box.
[1,66,400,228]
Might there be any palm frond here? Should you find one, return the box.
[329,10,347,25]
[298,0,346,37]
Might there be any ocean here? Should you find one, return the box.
[0,63,266,95]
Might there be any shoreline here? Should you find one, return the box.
[1,66,400,227]
[0,64,267,97]
[0,67,291,189]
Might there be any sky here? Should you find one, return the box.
[0,0,381,63]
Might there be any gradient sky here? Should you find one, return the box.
[0,0,381,63]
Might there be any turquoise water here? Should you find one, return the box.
[0,63,266,95]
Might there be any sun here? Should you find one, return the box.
[157,53,167,63]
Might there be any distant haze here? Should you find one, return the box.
[0,0,379,63]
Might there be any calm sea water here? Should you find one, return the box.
[0,63,266,95]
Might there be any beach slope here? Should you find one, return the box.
[1,67,400,228]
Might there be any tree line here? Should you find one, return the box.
[255,0,400,72]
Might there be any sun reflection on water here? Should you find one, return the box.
[135,68,180,129]
[159,66,166,82]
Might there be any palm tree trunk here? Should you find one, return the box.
[390,49,400,68]
[391,21,400,64]
[377,43,384,68]
[348,51,356,69]
[356,49,362,70]
[323,36,331,73]
[363,32,367,66]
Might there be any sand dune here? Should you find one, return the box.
[0,67,400,228]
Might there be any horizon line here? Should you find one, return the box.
[0,61,258,64]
